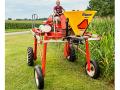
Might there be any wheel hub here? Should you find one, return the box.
[35,71,39,87]
[86,64,95,77]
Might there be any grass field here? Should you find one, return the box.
[5,33,114,90]
[5,29,30,33]
[5,20,43,30]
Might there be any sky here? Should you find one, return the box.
[5,0,90,19]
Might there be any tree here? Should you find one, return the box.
[8,18,12,20]
[87,0,114,17]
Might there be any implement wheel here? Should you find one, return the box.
[67,44,76,62]
[85,60,100,79]
[27,47,34,66]
[34,65,44,89]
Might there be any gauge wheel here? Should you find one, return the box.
[34,65,44,89]
[27,47,34,66]
[85,60,100,79]
[67,45,76,62]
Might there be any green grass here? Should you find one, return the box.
[5,33,114,90]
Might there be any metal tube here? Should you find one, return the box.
[42,33,48,77]
[85,39,91,71]
[32,14,38,29]
[33,37,37,60]
[73,45,86,55]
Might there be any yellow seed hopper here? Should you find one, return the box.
[64,11,97,36]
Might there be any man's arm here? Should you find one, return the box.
[61,6,65,12]
[54,9,56,14]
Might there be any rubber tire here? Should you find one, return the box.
[85,60,100,79]
[67,45,76,62]
[27,47,34,66]
[34,65,44,89]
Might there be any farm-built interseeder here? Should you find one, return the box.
[27,10,101,89]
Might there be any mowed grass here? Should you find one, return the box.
[5,33,114,90]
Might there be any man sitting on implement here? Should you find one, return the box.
[53,0,65,25]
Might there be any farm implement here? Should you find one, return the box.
[27,10,101,89]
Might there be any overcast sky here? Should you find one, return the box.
[5,0,90,19]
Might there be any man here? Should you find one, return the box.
[54,0,65,16]
[53,0,65,29]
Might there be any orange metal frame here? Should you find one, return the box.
[33,32,92,77]
[32,28,65,77]
[32,14,92,77]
